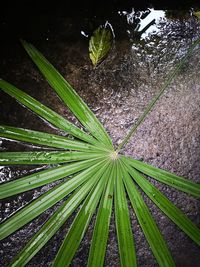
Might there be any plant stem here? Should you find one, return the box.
[116,36,200,153]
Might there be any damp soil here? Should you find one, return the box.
[0,5,200,267]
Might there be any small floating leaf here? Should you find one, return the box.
[194,11,200,19]
[89,24,113,67]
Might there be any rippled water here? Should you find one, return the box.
[0,8,200,267]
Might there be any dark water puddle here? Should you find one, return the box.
[0,3,200,267]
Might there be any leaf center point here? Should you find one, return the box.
[109,151,119,160]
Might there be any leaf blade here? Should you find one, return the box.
[0,125,98,151]
[121,160,175,267]
[194,11,200,19]
[52,162,112,267]
[10,168,104,267]
[0,150,105,165]
[122,157,200,246]
[0,158,101,199]
[87,162,115,267]
[126,157,200,198]
[89,25,113,66]
[0,160,106,240]
[21,40,113,148]
[0,79,96,145]
[114,161,137,267]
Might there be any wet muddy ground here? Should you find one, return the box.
[0,6,200,267]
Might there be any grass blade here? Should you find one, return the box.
[122,157,200,246]
[0,160,106,240]
[87,162,115,267]
[126,157,200,197]
[114,161,137,267]
[21,40,113,148]
[52,163,112,267]
[0,125,98,151]
[0,79,97,145]
[0,150,105,165]
[0,158,101,199]
[121,160,175,267]
[10,166,106,267]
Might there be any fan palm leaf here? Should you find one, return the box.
[0,38,200,267]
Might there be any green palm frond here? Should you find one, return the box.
[0,38,200,267]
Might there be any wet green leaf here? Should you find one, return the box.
[0,79,96,145]
[89,25,113,67]
[114,162,137,267]
[122,157,200,246]
[0,125,98,151]
[194,11,200,19]
[87,162,115,267]
[0,160,106,240]
[0,37,200,267]
[121,160,175,267]
[0,158,102,199]
[53,163,112,267]
[10,163,108,267]
[0,150,105,165]
[21,40,113,149]
[124,156,200,198]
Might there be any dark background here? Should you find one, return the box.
[1,0,200,42]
